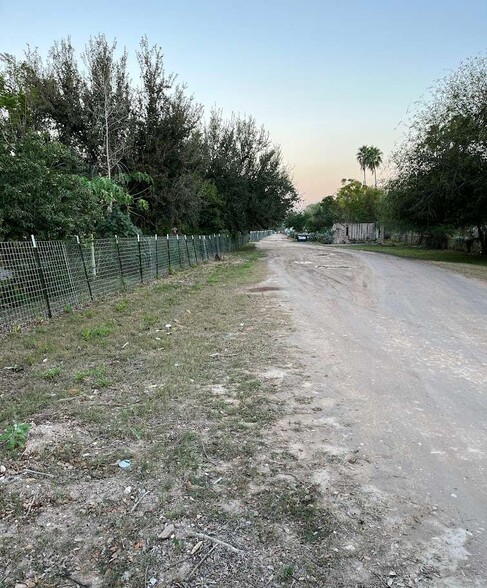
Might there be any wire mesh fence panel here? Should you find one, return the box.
[0,230,274,331]
[118,238,142,287]
[36,241,80,315]
[207,236,214,258]
[199,236,207,262]
[187,237,198,266]
[180,237,190,268]
[87,238,124,299]
[144,237,156,280]
[156,237,170,276]
[202,237,209,261]
[167,237,180,271]
[0,241,47,326]
[64,240,94,305]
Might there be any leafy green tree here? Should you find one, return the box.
[1,35,298,237]
[284,210,308,232]
[305,197,341,232]
[133,37,205,232]
[81,35,133,188]
[335,179,381,222]
[0,132,102,240]
[386,55,487,252]
[205,111,297,231]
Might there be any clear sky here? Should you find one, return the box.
[1,0,487,203]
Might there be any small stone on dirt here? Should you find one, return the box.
[158,523,175,540]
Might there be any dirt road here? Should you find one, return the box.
[259,235,487,585]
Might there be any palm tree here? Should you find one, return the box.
[356,146,369,186]
[367,146,383,188]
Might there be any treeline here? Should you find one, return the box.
[0,35,297,241]
[386,54,487,254]
[287,53,487,254]
[285,179,382,233]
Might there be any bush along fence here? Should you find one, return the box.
[0,231,273,331]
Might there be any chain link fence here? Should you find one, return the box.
[0,231,273,331]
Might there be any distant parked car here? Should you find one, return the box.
[295,233,309,241]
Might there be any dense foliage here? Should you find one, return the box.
[385,55,487,253]
[284,180,383,233]
[0,36,297,240]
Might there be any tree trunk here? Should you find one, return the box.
[478,224,487,255]
[374,168,377,188]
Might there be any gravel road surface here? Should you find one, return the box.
[259,234,487,585]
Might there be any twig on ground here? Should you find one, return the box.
[63,574,91,588]
[131,489,151,513]
[22,468,55,478]
[186,531,243,554]
[185,544,217,581]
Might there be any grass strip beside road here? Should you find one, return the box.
[0,245,334,587]
[343,244,487,281]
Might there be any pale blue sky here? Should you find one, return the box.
[2,0,487,202]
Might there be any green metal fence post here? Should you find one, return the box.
[115,235,126,290]
[31,235,52,319]
[154,234,159,278]
[185,235,192,267]
[137,234,144,283]
[177,234,182,268]
[76,235,93,302]
[167,234,171,273]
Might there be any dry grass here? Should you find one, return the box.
[0,246,336,588]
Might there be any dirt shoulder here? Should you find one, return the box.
[0,246,342,588]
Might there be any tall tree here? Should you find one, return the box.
[386,54,487,253]
[133,37,205,231]
[82,35,133,186]
[205,110,297,231]
[367,146,383,188]
[356,145,369,185]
